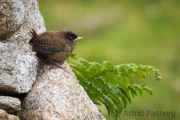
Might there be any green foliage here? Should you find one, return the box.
[69,58,161,120]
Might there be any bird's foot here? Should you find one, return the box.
[58,64,71,73]
[47,59,71,73]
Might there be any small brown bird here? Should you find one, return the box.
[29,29,83,71]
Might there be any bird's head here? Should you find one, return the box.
[64,31,83,43]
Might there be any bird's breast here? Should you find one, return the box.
[47,51,71,64]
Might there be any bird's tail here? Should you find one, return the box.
[29,29,37,44]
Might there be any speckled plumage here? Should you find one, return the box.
[29,29,82,65]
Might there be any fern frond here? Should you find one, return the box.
[69,58,161,119]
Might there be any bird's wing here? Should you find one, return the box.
[33,33,68,54]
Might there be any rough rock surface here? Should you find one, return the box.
[0,43,18,94]
[0,109,19,120]
[0,96,21,114]
[18,64,105,120]
[0,0,24,40]
[0,0,45,94]
[1,0,105,119]
[0,42,37,94]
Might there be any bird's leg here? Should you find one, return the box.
[47,59,70,73]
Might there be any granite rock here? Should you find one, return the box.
[0,109,19,120]
[0,96,21,114]
[18,64,105,120]
[0,0,45,94]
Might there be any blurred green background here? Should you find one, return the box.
[38,0,180,120]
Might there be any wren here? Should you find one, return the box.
[29,29,83,71]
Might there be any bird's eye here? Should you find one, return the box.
[66,31,78,41]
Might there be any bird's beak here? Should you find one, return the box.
[74,37,83,41]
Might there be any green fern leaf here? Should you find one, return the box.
[69,57,161,120]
